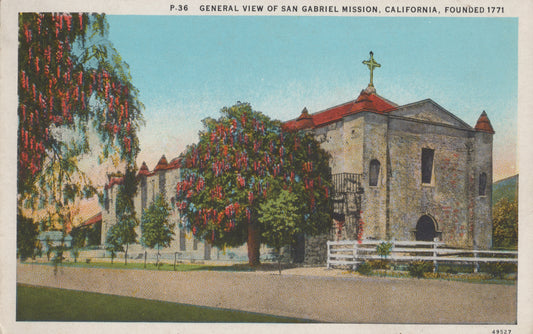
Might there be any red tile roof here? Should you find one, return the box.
[137,156,181,178]
[284,90,397,131]
[138,161,151,176]
[154,155,169,171]
[474,111,495,134]
[169,157,182,169]
[82,212,102,227]
[104,176,124,190]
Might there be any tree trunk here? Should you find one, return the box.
[247,221,261,266]
[157,246,161,269]
[278,250,282,275]
[125,244,128,265]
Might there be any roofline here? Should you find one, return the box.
[284,99,357,124]
[394,98,474,130]
[373,92,399,108]
[494,173,518,184]
[388,114,478,133]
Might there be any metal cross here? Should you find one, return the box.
[362,51,381,87]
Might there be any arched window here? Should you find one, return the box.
[369,159,380,187]
[421,148,435,184]
[479,172,487,196]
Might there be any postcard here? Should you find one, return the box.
[1,0,532,333]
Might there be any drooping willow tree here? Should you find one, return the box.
[18,13,143,234]
[175,103,332,265]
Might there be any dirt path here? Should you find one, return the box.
[16,263,516,323]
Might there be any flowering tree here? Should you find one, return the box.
[18,13,143,241]
[175,103,332,266]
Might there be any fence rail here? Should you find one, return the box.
[327,239,518,271]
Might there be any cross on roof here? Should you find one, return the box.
[362,51,381,88]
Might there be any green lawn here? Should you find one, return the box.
[26,260,255,272]
[17,284,314,322]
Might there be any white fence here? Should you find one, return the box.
[327,239,518,271]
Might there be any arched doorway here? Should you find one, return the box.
[415,215,437,241]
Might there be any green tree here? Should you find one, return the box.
[105,224,123,264]
[18,13,143,246]
[141,195,175,268]
[258,189,302,274]
[114,167,139,265]
[69,227,85,263]
[70,227,86,249]
[175,103,332,266]
[45,236,53,261]
[17,211,39,261]
[492,198,518,249]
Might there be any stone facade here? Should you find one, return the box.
[287,86,494,264]
[101,156,251,261]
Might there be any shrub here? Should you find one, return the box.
[446,268,458,274]
[408,261,434,278]
[368,259,390,270]
[483,262,517,279]
[357,262,373,276]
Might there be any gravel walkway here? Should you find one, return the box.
[17,263,516,323]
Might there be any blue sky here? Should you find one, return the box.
[106,16,518,181]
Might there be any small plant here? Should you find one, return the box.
[85,258,91,264]
[408,261,434,278]
[357,261,373,276]
[376,242,393,258]
[375,242,393,272]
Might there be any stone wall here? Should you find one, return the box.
[387,118,474,247]
[361,112,389,240]
[473,131,493,249]
[308,101,493,250]
[304,233,329,265]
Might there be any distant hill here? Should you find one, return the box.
[492,174,518,205]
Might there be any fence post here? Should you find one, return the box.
[144,251,147,269]
[327,241,331,269]
[433,238,438,273]
[352,241,358,270]
[474,250,479,273]
[174,252,177,271]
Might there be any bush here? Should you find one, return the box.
[357,262,373,276]
[483,262,517,279]
[368,259,390,270]
[408,261,434,278]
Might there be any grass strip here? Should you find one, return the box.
[17,284,314,323]
[22,260,255,272]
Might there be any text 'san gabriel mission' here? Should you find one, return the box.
[170,4,505,14]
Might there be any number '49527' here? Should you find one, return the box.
[492,330,511,334]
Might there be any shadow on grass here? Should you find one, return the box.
[17,284,316,322]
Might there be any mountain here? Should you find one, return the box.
[492,174,518,205]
